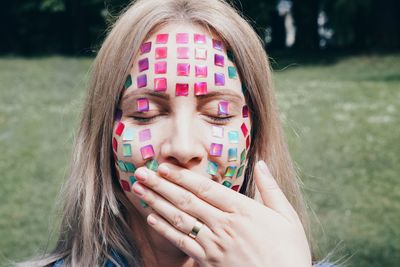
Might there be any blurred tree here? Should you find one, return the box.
[322,0,400,50]
[1,0,398,54]
[232,0,282,50]
[292,0,320,50]
[268,7,286,50]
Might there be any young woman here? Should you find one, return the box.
[19,0,334,266]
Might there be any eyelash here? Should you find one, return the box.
[130,114,233,124]
[130,116,159,123]
[207,115,233,124]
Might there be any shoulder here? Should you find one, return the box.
[51,259,64,267]
[51,250,128,267]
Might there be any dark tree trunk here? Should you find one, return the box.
[292,0,320,50]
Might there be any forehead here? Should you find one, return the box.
[125,23,243,99]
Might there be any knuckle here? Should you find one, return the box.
[196,180,212,197]
[174,169,186,184]
[214,214,236,239]
[221,214,235,228]
[206,247,224,264]
[176,236,187,251]
[149,172,161,189]
[177,191,193,209]
[172,213,185,229]
[143,192,155,205]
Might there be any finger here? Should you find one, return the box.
[156,163,246,213]
[146,213,206,261]
[254,160,298,221]
[131,181,215,248]
[134,167,223,226]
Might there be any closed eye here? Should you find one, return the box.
[130,114,164,123]
[204,115,234,124]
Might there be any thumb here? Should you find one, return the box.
[254,160,296,220]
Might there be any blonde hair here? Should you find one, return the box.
[18,0,316,266]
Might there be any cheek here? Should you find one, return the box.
[111,119,160,193]
[208,113,251,191]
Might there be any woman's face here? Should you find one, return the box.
[112,23,251,214]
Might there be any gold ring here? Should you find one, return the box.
[188,220,203,239]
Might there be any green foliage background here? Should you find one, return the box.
[0,54,399,266]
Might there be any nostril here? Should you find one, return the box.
[164,156,202,169]
[164,157,181,167]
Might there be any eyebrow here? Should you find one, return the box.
[196,89,244,106]
[120,88,170,111]
[120,88,244,111]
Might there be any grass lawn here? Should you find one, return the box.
[0,54,399,266]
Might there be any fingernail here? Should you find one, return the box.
[258,160,268,174]
[135,168,148,181]
[158,164,169,176]
[147,214,157,225]
[132,183,145,196]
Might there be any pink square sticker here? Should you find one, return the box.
[195,65,207,78]
[138,58,149,72]
[139,129,152,142]
[210,143,223,157]
[176,33,189,44]
[194,34,206,44]
[195,48,207,60]
[194,82,207,96]
[177,47,189,59]
[137,98,149,112]
[140,42,152,54]
[154,61,167,74]
[140,145,155,160]
[154,77,167,92]
[177,63,190,76]
[156,33,169,44]
[155,47,167,59]
[176,83,189,96]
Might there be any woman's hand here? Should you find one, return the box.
[132,161,312,267]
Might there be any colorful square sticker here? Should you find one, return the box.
[195,48,207,60]
[224,166,237,177]
[122,144,132,157]
[123,127,135,141]
[207,161,218,175]
[210,143,223,157]
[176,33,189,43]
[212,126,224,138]
[137,74,147,88]
[155,47,168,59]
[228,148,237,161]
[176,83,189,96]
[177,47,189,59]
[137,98,149,112]
[154,77,167,92]
[138,58,149,72]
[139,128,151,142]
[140,145,155,160]
[140,42,151,54]
[156,34,169,44]
[194,82,207,96]
[228,131,239,143]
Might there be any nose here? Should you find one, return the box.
[159,112,204,169]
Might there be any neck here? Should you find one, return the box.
[131,214,196,267]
